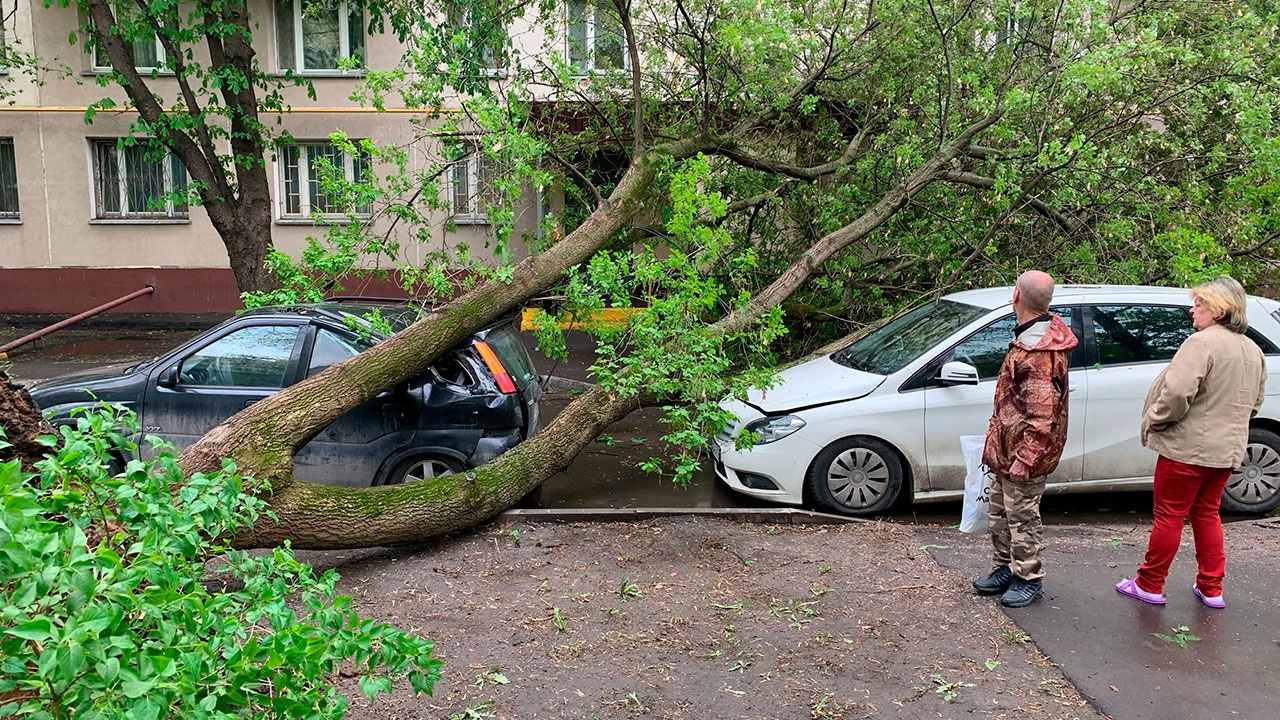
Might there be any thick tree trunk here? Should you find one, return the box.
[0,371,55,473]
[231,385,639,548]
[215,206,277,296]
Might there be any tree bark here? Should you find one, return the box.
[231,384,640,548]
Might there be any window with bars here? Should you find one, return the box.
[567,0,626,74]
[0,139,18,220]
[279,142,371,220]
[275,0,365,73]
[91,140,188,220]
[450,142,502,224]
[92,3,166,71]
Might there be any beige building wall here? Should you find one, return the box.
[0,0,556,314]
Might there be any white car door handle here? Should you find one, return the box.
[1068,384,1077,393]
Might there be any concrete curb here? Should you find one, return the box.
[543,376,593,392]
[497,507,864,525]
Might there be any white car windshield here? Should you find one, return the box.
[833,299,988,375]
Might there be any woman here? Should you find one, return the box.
[1116,276,1267,609]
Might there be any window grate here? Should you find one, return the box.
[279,141,372,220]
[0,139,18,219]
[91,139,187,219]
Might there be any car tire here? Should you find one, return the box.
[1221,427,1280,514]
[384,455,465,486]
[805,437,905,516]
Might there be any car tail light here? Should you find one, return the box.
[474,341,518,394]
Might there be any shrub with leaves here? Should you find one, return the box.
[0,409,443,718]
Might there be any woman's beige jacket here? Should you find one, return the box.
[1141,324,1268,469]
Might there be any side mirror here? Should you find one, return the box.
[937,361,979,386]
[157,365,179,388]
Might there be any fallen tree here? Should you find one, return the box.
[5,0,1279,550]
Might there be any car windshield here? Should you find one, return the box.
[832,299,989,375]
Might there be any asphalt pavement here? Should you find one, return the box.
[922,519,1280,720]
[3,316,1278,720]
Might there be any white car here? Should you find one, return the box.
[713,285,1280,517]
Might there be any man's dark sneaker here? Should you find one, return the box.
[972,566,1015,595]
[1001,578,1044,608]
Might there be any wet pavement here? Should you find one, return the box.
[921,518,1280,720]
[4,318,1278,720]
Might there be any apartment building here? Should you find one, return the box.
[0,1,624,317]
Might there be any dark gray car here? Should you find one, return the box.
[29,300,543,485]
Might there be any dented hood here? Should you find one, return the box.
[746,354,886,414]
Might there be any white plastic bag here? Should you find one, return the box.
[959,435,992,533]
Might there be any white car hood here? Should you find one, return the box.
[746,355,886,413]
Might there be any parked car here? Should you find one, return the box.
[713,285,1280,517]
[30,300,543,485]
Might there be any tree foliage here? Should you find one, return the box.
[0,410,441,718]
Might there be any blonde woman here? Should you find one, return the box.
[1117,276,1267,609]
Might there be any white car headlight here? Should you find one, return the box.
[744,415,807,445]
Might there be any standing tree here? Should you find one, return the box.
[45,0,389,294]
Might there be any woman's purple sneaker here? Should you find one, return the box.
[1194,586,1226,609]
[1115,578,1166,605]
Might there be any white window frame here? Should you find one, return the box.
[275,0,365,75]
[277,141,371,222]
[89,139,188,222]
[91,3,166,72]
[566,0,629,76]
[449,141,501,225]
[0,138,18,221]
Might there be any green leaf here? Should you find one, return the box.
[7,617,54,642]
[121,677,157,699]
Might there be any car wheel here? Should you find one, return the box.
[385,455,464,486]
[805,437,905,516]
[1222,428,1280,514]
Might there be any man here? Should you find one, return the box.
[972,270,1078,608]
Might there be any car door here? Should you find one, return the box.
[291,324,419,486]
[140,322,305,457]
[921,306,1085,492]
[1081,304,1192,482]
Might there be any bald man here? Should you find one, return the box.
[973,271,1078,608]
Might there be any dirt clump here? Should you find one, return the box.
[304,517,1105,720]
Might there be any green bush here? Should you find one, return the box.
[0,409,442,718]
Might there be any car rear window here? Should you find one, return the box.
[483,325,539,388]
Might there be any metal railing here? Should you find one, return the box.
[0,285,155,360]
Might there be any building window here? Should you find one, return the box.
[279,142,371,220]
[91,139,188,220]
[450,142,501,224]
[447,2,507,76]
[275,0,365,73]
[92,3,166,71]
[567,0,626,74]
[0,139,17,220]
